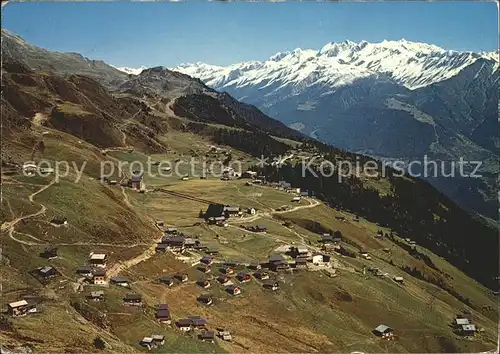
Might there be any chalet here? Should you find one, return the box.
[249,225,266,232]
[200,256,213,265]
[189,316,208,329]
[247,207,256,215]
[109,180,117,186]
[359,250,369,256]
[217,275,232,286]
[220,265,234,275]
[198,265,211,274]
[254,271,269,280]
[175,274,189,283]
[155,309,171,324]
[130,173,143,190]
[8,300,37,317]
[270,260,289,272]
[459,324,477,336]
[123,293,142,306]
[37,266,58,280]
[88,291,104,302]
[393,276,404,283]
[92,269,107,285]
[181,176,189,181]
[289,246,311,258]
[197,295,213,306]
[376,230,383,238]
[152,335,165,346]
[262,280,279,291]
[161,236,186,252]
[40,245,58,259]
[454,318,470,328]
[226,285,242,296]
[248,262,262,270]
[184,237,198,248]
[164,227,178,235]
[89,253,107,268]
[156,243,169,252]
[295,258,308,269]
[176,319,193,331]
[321,234,334,244]
[51,216,68,226]
[199,331,215,343]
[291,196,301,202]
[155,220,164,227]
[312,254,330,266]
[197,279,211,289]
[252,179,262,184]
[236,272,251,283]
[218,330,232,341]
[159,276,173,286]
[75,266,93,277]
[353,215,360,222]
[205,204,225,219]
[373,324,394,338]
[110,276,130,287]
[223,206,241,216]
[140,337,154,350]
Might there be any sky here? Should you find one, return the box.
[2,1,498,68]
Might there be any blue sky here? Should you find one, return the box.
[2,1,498,67]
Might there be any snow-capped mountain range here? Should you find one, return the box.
[113,39,499,92]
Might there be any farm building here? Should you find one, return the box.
[373,325,394,338]
[155,309,171,324]
[200,256,213,265]
[159,276,173,286]
[176,319,193,331]
[75,266,92,277]
[155,243,169,252]
[204,204,225,219]
[197,279,211,289]
[37,266,58,280]
[51,216,68,226]
[254,271,269,280]
[198,264,211,274]
[8,300,37,317]
[294,258,308,269]
[88,291,105,302]
[123,294,142,306]
[247,207,256,215]
[40,245,58,259]
[199,331,215,343]
[110,276,130,287]
[89,253,107,268]
[262,280,279,291]
[160,236,186,252]
[175,274,189,283]
[197,295,213,306]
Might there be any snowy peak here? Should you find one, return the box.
[112,65,148,75]
[173,39,498,91]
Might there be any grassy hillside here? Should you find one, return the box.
[1,53,498,353]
